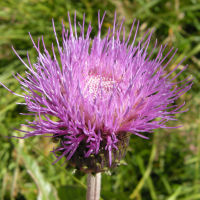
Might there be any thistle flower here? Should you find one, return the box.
[1,11,194,173]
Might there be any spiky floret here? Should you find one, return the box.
[1,11,194,171]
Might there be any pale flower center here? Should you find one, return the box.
[83,74,116,99]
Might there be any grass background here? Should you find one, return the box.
[0,0,200,199]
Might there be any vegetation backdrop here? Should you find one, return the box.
[0,0,200,200]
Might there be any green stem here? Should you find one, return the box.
[86,173,101,200]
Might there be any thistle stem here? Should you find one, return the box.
[86,173,101,200]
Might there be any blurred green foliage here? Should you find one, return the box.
[0,0,200,199]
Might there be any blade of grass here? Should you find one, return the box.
[129,141,157,199]
[34,147,87,189]
[160,176,172,195]
[10,139,23,200]
[175,43,200,64]
[137,155,157,200]
[1,172,8,200]
[179,193,200,200]
[133,0,161,16]
[166,186,182,200]
[195,94,200,192]
[21,148,59,200]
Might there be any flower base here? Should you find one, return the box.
[67,132,131,173]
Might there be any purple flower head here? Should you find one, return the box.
[1,11,194,173]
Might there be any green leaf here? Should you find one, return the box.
[58,186,86,200]
[21,150,60,200]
